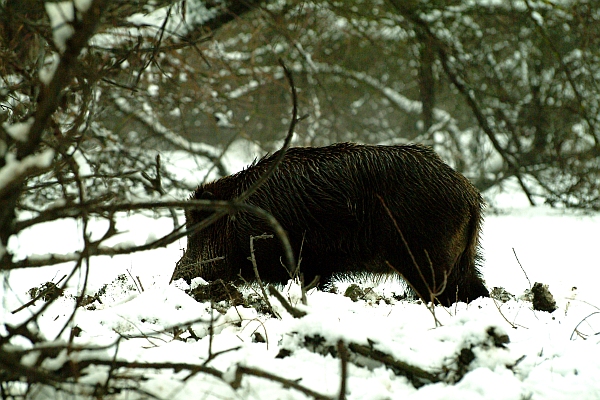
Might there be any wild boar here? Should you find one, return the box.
[173,143,489,306]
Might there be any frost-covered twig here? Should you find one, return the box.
[0,150,55,199]
[0,0,107,266]
[12,199,294,273]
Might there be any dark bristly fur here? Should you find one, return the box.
[172,143,489,306]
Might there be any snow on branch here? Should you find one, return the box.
[45,0,93,53]
[18,0,109,161]
[0,150,54,198]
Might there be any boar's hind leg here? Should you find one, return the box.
[387,222,488,307]
[437,219,489,306]
[442,252,489,306]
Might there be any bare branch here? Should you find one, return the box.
[9,199,294,272]
[268,284,307,318]
[232,365,333,400]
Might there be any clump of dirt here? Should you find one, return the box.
[183,280,277,315]
[531,282,557,312]
[344,284,366,301]
[449,326,511,383]
[189,279,243,306]
[492,283,557,313]
[28,282,64,303]
[490,287,515,303]
[80,274,138,310]
[343,283,389,303]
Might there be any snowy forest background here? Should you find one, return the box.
[1,0,600,398]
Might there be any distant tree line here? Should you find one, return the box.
[100,0,600,207]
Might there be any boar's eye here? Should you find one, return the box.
[198,191,214,200]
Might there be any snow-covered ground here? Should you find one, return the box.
[2,147,600,399]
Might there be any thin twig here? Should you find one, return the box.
[127,269,142,293]
[337,340,348,400]
[10,275,67,314]
[491,298,517,330]
[234,59,301,205]
[136,276,145,292]
[386,261,442,327]
[512,248,532,290]
[569,311,600,341]
[249,234,278,318]
[232,365,332,400]
[304,275,321,292]
[207,303,216,362]
[378,195,445,326]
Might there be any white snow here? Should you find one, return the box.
[45,2,76,53]
[75,0,93,13]
[44,0,93,52]
[3,118,34,142]
[39,53,60,84]
[0,149,54,194]
[2,149,600,399]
